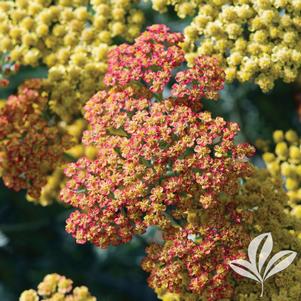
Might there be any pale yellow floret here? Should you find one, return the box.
[273,130,284,143]
[266,161,280,176]
[19,290,39,301]
[275,141,288,158]
[289,145,301,162]
[262,152,275,163]
[285,130,299,143]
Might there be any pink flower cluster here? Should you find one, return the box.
[142,202,251,301]
[104,24,184,93]
[60,25,254,250]
[104,25,224,104]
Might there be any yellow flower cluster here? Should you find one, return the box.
[234,169,301,301]
[19,273,96,301]
[0,0,144,121]
[263,129,301,218]
[151,0,301,92]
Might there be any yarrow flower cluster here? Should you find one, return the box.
[60,25,256,299]
[0,78,98,206]
[0,0,144,121]
[150,0,301,92]
[19,273,96,301]
[142,203,251,301]
[145,169,301,301]
[0,0,299,299]
[233,169,301,301]
[263,129,301,220]
[0,79,72,200]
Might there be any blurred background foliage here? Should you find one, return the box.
[1,3,301,301]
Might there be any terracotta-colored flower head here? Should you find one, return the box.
[142,201,250,301]
[104,24,224,104]
[0,79,72,199]
[60,25,254,248]
[104,24,185,93]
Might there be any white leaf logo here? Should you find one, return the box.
[229,232,297,297]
